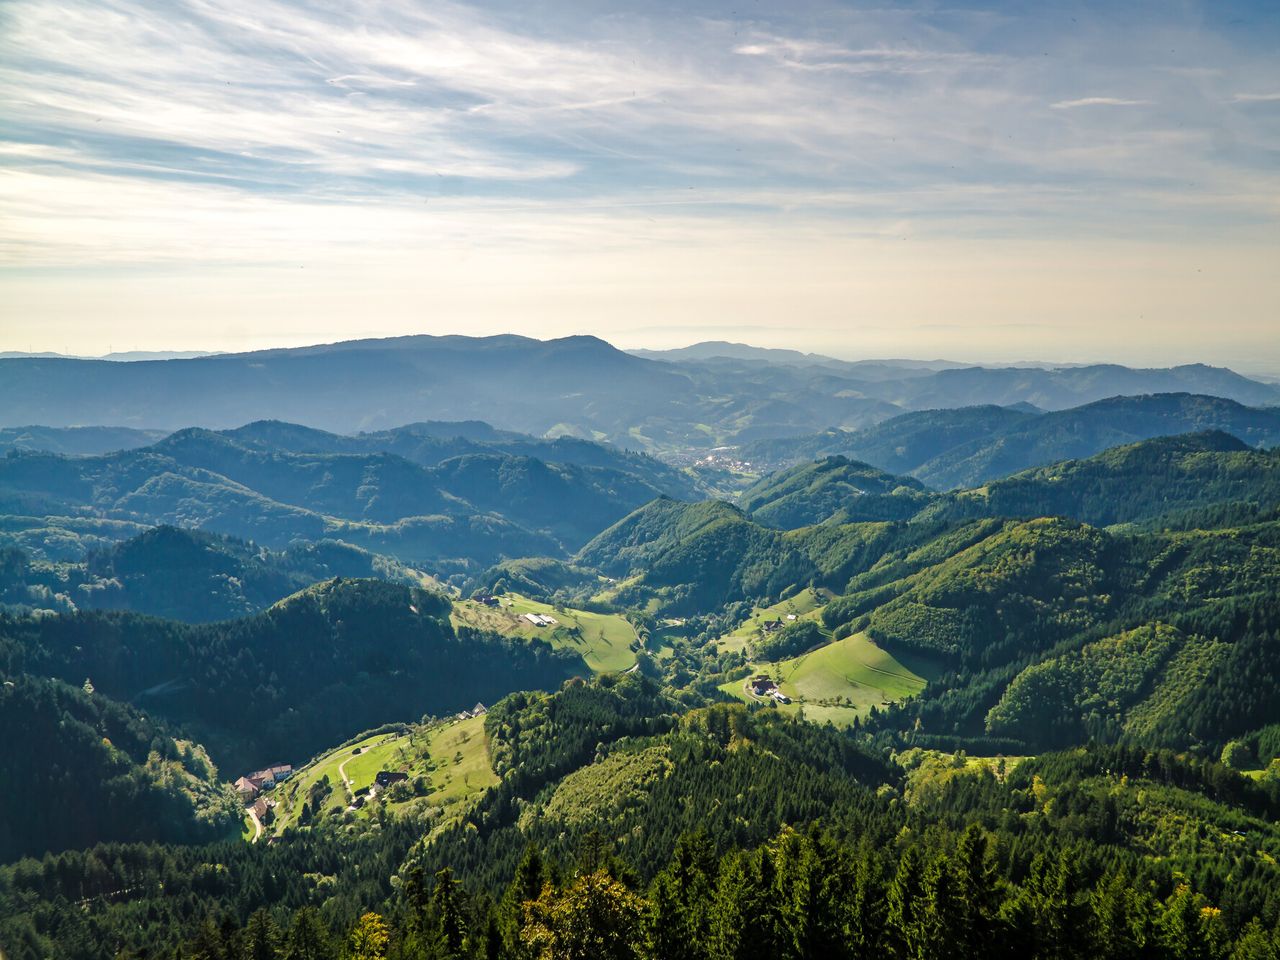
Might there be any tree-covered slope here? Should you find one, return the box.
[3,675,1280,960]
[826,515,1280,752]
[0,426,680,564]
[0,525,425,621]
[738,405,1035,473]
[0,675,237,862]
[0,425,169,457]
[0,579,582,771]
[425,676,895,887]
[929,431,1280,528]
[917,394,1280,489]
[576,499,815,614]
[738,455,935,528]
[466,556,602,602]
[224,419,703,500]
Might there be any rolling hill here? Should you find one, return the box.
[0,578,582,771]
[0,428,683,566]
[571,432,1280,756]
[575,499,813,614]
[0,525,427,621]
[738,455,935,529]
[0,675,237,862]
[221,419,702,500]
[741,393,1280,488]
[929,431,1280,528]
[0,425,168,457]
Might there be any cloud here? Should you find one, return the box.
[1050,97,1153,109]
[732,36,1002,75]
[0,0,1277,278]
[1231,91,1280,102]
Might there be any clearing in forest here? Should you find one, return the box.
[451,593,638,673]
[720,631,941,727]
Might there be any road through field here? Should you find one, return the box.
[337,753,356,788]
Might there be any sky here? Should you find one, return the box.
[1,0,1278,369]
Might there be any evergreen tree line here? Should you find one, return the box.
[165,825,1280,960]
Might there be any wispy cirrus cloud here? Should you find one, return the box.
[732,37,1003,74]
[0,0,1278,370]
[1051,97,1153,109]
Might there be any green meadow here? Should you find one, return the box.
[714,587,831,655]
[263,715,496,837]
[720,630,938,727]
[452,593,638,673]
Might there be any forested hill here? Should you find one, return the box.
[0,578,581,771]
[575,499,820,614]
[740,392,1280,487]
[819,514,1280,752]
[222,419,702,500]
[5,346,1280,959]
[0,675,237,862]
[4,676,1279,960]
[565,435,1280,758]
[738,456,935,528]
[928,431,1280,529]
[0,525,425,621]
[0,425,168,457]
[572,433,1280,619]
[0,428,678,564]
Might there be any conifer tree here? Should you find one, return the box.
[243,909,280,960]
[954,823,1000,957]
[886,845,924,960]
[647,833,714,960]
[432,868,465,959]
[920,854,962,960]
[282,908,335,960]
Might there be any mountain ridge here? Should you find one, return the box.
[3,335,1275,448]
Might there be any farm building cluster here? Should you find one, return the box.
[234,763,293,802]
[474,594,502,607]
[749,675,791,704]
[348,770,411,810]
[523,613,558,627]
[456,701,488,721]
[761,614,800,633]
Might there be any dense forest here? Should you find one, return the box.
[2,680,1278,959]
[0,675,236,862]
[0,425,699,571]
[0,526,425,620]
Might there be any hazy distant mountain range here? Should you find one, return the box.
[1,335,1276,450]
[629,341,1097,373]
[0,350,216,361]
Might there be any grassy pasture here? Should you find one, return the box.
[341,733,411,787]
[719,630,939,727]
[268,730,394,832]
[425,714,498,810]
[262,715,496,836]
[714,588,831,655]
[452,593,637,673]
